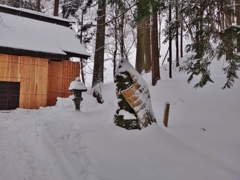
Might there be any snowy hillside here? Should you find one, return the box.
[0,57,239,180]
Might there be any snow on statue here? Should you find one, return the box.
[114,59,156,130]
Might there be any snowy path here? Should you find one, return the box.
[0,110,40,180]
[0,106,97,180]
[38,110,97,180]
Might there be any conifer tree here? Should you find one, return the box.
[135,0,151,74]
[175,0,179,67]
[176,0,240,89]
[62,0,95,83]
[135,0,165,75]
[236,0,240,52]
[92,0,106,103]
[36,0,40,11]
[151,7,160,85]
[54,0,59,16]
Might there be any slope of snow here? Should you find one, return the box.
[0,58,240,180]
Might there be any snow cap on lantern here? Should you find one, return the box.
[69,77,87,91]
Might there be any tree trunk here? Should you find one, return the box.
[54,0,59,16]
[158,12,162,58]
[180,25,183,58]
[225,0,233,60]
[195,12,200,59]
[113,17,118,80]
[179,1,183,58]
[135,0,151,74]
[136,18,145,74]
[36,0,41,12]
[169,0,172,78]
[175,0,179,67]
[200,10,204,57]
[144,17,152,72]
[151,10,160,86]
[220,1,225,30]
[79,13,85,83]
[120,12,125,58]
[236,0,240,52]
[92,0,106,88]
[195,6,204,60]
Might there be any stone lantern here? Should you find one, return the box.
[69,77,87,110]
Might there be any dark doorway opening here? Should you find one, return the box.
[0,81,20,110]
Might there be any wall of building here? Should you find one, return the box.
[47,60,80,106]
[0,54,48,109]
[0,54,80,109]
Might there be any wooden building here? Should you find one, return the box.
[0,5,90,110]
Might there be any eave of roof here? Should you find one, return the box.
[0,46,89,59]
[0,4,71,27]
[0,5,91,59]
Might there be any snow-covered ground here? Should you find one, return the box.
[0,58,240,180]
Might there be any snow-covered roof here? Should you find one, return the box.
[0,5,90,59]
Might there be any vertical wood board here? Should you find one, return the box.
[0,54,48,109]
[0,54,80,108]
[47,60,80,106]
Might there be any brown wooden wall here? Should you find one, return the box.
[47,60,80,106]
[0,54,80,109]
[0,54,48,109]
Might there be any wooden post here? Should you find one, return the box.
[163,102,170,127]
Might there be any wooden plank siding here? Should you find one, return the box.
[47,61,80,106]
[19,56,48,109]
[0,54,48,109]
[0,54,80,109]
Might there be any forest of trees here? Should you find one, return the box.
[1,0,240,90]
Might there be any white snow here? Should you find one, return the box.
[0,57,240,180]
[118,109,136,120]
[69,77,88,91]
